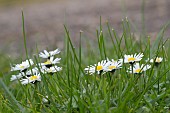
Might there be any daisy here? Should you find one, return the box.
[39,48,60,59]
[104,59,122,72]
[42,96,49,104]
[20,74,41,85]
[128,63,151,74]
[118,58,123,64]
[10,67,39,81]
[10,72,26,81]
[41,57,61,68]
[11,59,34,72]
[124,53,144,64]
[84,65,96,75]
[150,57,163,63]
[25,67,39,77]
[42,66,62,74]
[84,60,107,75]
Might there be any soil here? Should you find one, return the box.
[0,0,170,57]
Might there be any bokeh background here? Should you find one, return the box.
[0,0,170,58]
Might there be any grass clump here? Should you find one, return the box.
[0,15,170,113]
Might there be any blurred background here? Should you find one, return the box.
[0,0,170,58]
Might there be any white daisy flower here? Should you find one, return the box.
[36,64,53,73]
[10,67,39,81]
[41,57,61,68]
[128,63,151,74]
[42,96,49,103]
[10,72,26,81]
[84,60,107,75]
[118,58,123,64]
[104,59,122,72]
[84,65,96,75]
[20,74,41,85]
[150,57,163,63]
[11,59,34,72]
[96,60,108,74]
[42,66,62,74]
[124,53,144,64]
[25,67,39,76]
[39,48,60,59]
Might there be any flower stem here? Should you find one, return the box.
[131,63,134,79]
[143,74,146,89]
[156,68,160,94]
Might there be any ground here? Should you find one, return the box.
[0,0,170,57]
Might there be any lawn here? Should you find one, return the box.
[0,13,170,112]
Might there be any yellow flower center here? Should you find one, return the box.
[19,65,25,68]
[135,68,142,73]
[96,65,103,71]
[30,75,38,80]
[156,58,161,63]
[44,60,51,65]
[128,57,136,62]
[108,66,116,70]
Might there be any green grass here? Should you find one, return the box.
[0,14,170,113]
[0,54,10,76]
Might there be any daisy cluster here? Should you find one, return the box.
[10,48,62,85]
[84,53,163,75]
